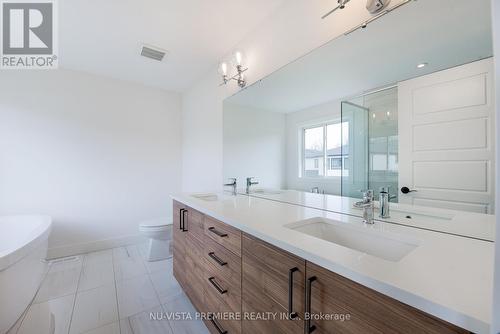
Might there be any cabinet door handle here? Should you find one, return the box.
[208,252,227,266]
[209,314,228,334]
[208,227,228,237]
[208,277,227,294]
[306,276,317,333]
[288,267,299,319]
[181,209,188,232]
[178,209,186,230]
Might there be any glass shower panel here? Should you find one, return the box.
[367,87,399,201]
[340,101,369,199]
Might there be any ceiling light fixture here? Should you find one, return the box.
[417,62,428,69]
[219,50,248,88]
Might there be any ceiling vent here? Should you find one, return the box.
[140,44,167,62]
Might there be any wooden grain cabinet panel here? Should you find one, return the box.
[204,285,242,334]
[185,233,206,312]
[187,207,205,241]
[204,216,242,256]
[306,262,469,334]
[173,201,188,289]
[242,233,305,334]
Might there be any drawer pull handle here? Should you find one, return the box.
[306,276,317,333]
[208,277,227,294]
[209,314,228,334]
[288,267,299,319]
[208,252,227,266]
[208,227,228,238]
[178,209,186,230]
[181,209,188,232]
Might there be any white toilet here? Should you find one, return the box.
[139,217,173,261]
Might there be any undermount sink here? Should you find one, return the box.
[190,193,220,201]
[251,189,283,195]
[285,217,420,262]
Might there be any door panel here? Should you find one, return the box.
[398,58,495,213]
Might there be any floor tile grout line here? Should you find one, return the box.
[112,247,124,334]
[66,254,85,334]
[144,253,177,334]
[72,249,122,334]
[146,267,174,333]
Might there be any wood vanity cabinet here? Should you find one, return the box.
[172,201,205,312]
[305,262,469,334]
[241,233,305,334]
[172,201,469,334]
[172,201,188,289]
[203,215,243,334]
[172,201,242,334]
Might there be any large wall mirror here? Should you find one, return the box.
[223,0,495,240]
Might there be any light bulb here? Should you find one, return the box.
[232,51,244,67]
[218,62,228,76]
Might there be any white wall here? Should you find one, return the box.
[491,1,500,332]
[0,69,182,258]
[181,0,407,192]
[181,71,224,192]
[223,104,286,189]
[285,99,342,194]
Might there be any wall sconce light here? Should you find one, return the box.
[219,50,248,88]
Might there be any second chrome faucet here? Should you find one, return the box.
[355,190,375,224]
[246,177,259,194]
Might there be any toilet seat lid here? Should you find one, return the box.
[139,217,172,228]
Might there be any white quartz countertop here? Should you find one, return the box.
[243,189,496,242]
[171,192,495,334]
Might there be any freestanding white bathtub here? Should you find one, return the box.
[0,215,52,334]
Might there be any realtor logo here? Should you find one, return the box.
[1,0,58,69]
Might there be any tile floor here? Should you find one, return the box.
[7,244,209,334]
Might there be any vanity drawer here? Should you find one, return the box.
[204,237,241,286]
[204,216,241,256]
[203,257,241,314]
[204,287,241,334]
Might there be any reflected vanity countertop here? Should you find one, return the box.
[171,192,494,334]
[242,189,496,242]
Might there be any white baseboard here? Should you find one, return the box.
[47,234,147,259]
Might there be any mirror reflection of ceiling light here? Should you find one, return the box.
[417,62,428,69]
[323,0,414,36]
[321,0,351,19]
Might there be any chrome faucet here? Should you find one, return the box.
[246,177,259,194]
[354,190,375,224]
[224,178,237,195]
[379,187,391,218]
